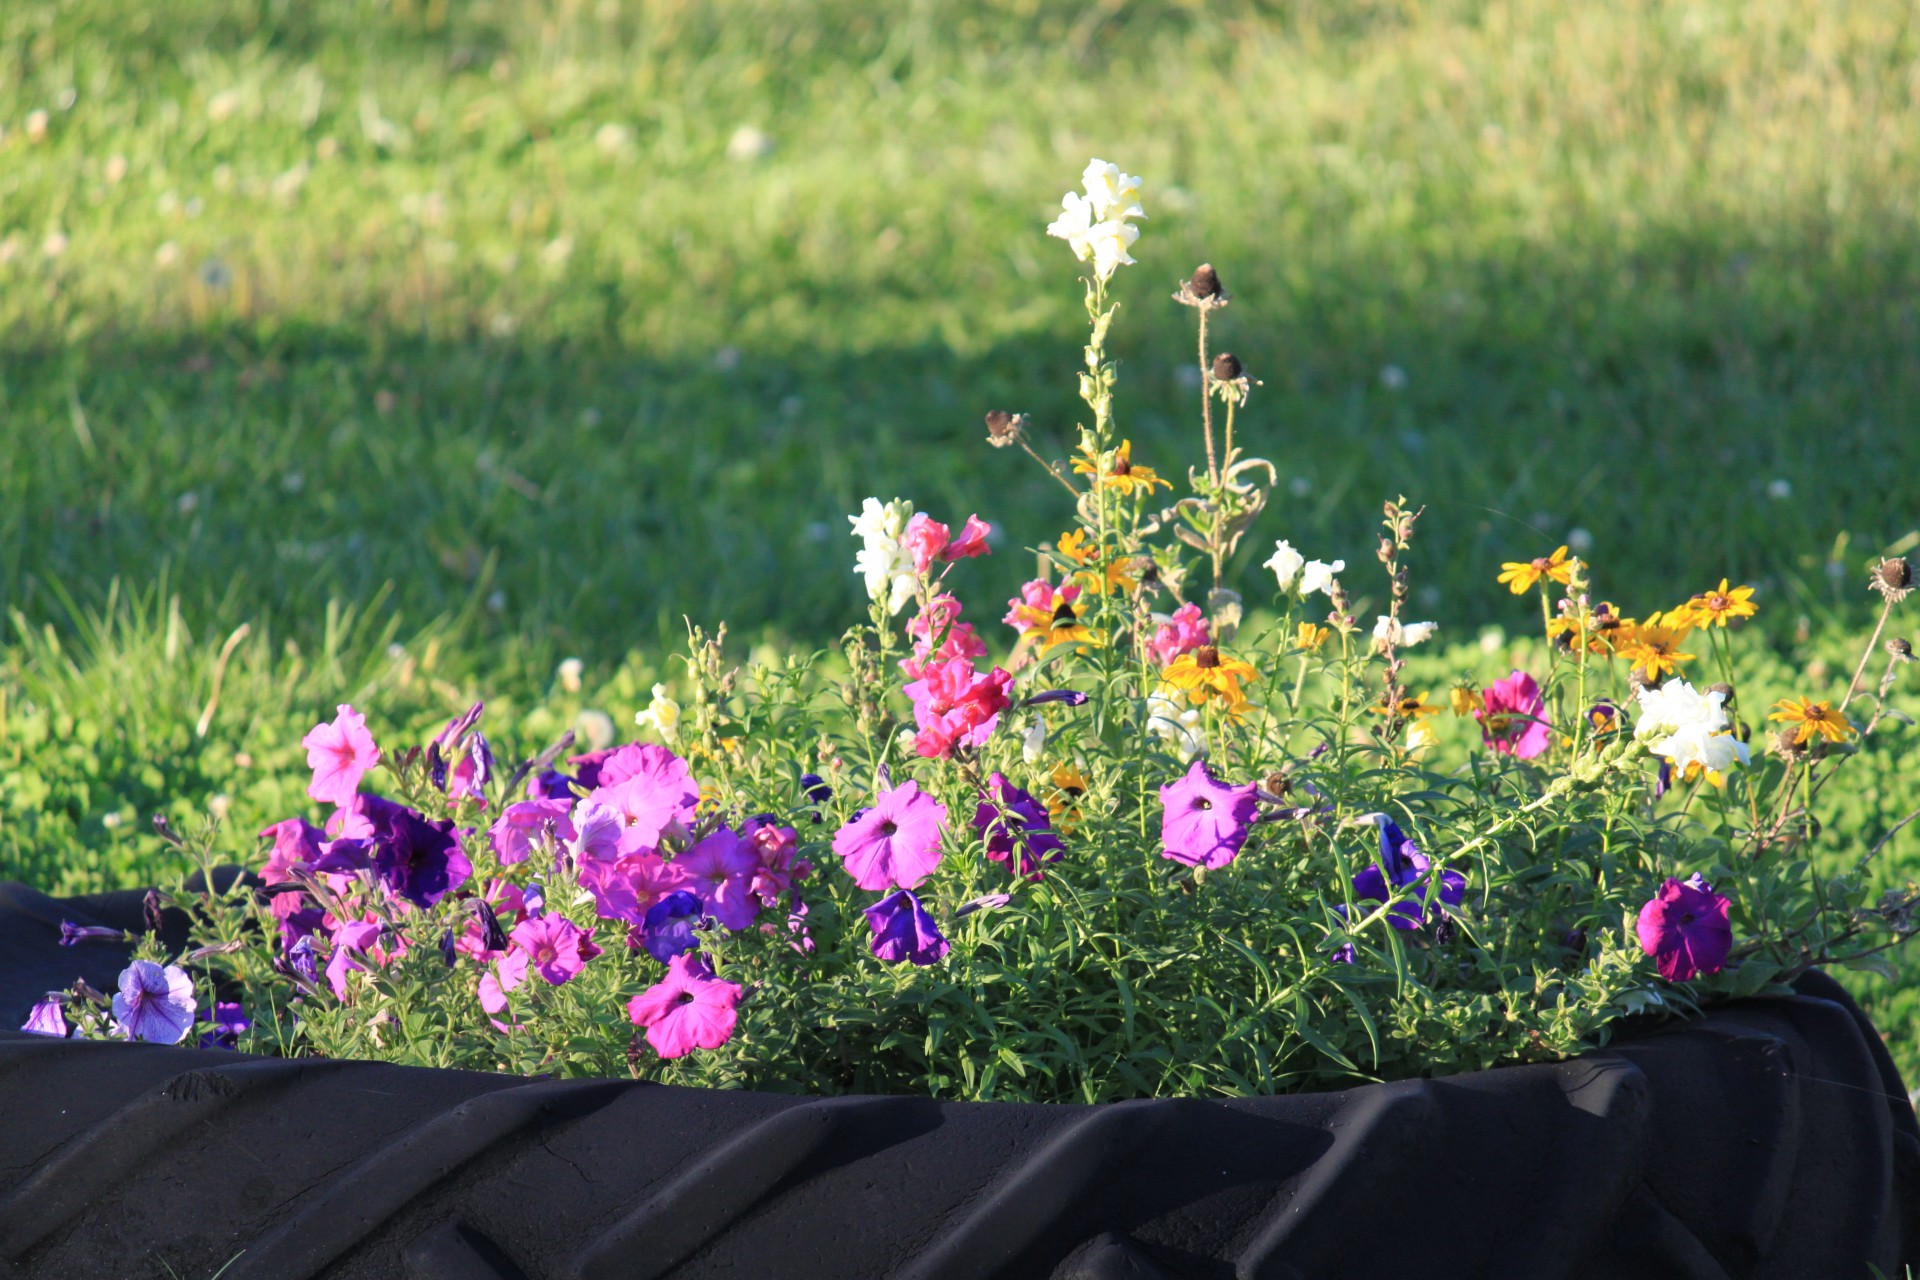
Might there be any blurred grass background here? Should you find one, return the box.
[4,0,1920,1078]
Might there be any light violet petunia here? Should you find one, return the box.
[1637,875,1734,981]
[302,704,380,806]
[507,914,602,985]
[22,997,69,1037]
[111,960,196,1044]
[833,778,949,891]
[1475,670,1551,759]
[566,800,626,865]
[586,744,699,855]
[864,890,951,966]
[674,829,763,930]
[1159,759,1259,870]
[627,953,743,1059]
[488,798,577,866]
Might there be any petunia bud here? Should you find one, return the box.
[1211,352,1243,382]
[143,889,165,934]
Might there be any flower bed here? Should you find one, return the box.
[15,161,1920,1110]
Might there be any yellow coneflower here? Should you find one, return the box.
[1371,691,1442,720]
[1768,696,1855,746]
[1057,529,1096,565]
[1071,438,1171,498]
[1674,579,1758,629]
[1617,612,1697,682]
[1496,546,1575,595]
[1294,621,1331,652]
[1548,603,1634,655]
[1047,762,1088,830]
[1161,645,1259,707]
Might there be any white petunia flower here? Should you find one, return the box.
[1263,539,1305,591]
[1299,559,1345,597]
[1635,680,1751,776]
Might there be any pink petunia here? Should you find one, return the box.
[508,914,602,985]
[258,818,327,922]
[302,705,380,806]
[586,744,699,855]
[1475,670,1551,759]
[457,879,528,963]
[832,778,948,890]
[627,953,743,1059]
[324,915,404,1001]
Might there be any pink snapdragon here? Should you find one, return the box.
[902,512,993,573]
[301,705,380,806]
[1150,603,1211,666]
[902,593,989,680]
[904,657,1013,759]
[741,815,810,906]
[627,953,743,1059]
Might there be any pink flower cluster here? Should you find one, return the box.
[903,512,992,573]
[904,657,1013,759]
[1150,602,1210,666]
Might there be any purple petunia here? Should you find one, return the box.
[1159,759,1259,869]
[675,829,762,930]
[864,890,951,966]
[368,804,470,909]
[1349,813,1466,930]
[197,1001,251,1049]
[833,778,949,891]
[111,960,197,1044]
[1636,874,1733,980]
[972,772,1065,880]
[638,890,705,963]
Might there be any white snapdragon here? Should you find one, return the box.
[1299,559,1345,597]
[1635,680,1751,776]
[1372,617,1437,649]
[1047,158,1146,281]
[635,683,681,743]
[1263,539,1305,591]
[849,497,919,616]
[1147,688,1207,760]
[1022,717,1047,765]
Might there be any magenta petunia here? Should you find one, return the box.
[111,960,197,1044]
[1636,875,1734,980]
[627,953,743,1059]
[1159,759,1260,870]
[508,914,602,985]
[1476,670,1551,759]
[586,744,699,855]
[864,889,951,966]
[577,851,696,924]
[488,798,577,866]
[674,829,762,930]
[258,817,328,922]
[301,704,381,806]
[833,778,949,891]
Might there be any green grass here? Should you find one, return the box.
[3,0,1920,1081]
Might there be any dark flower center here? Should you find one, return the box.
[1531,557,1551,572]
[1680,912,1697,925]
[1112,456,1132,476]
[1708,594,1728,611]
[677,991,695,1005]
[1193,797,1212,811]
[1486,714,1512,735]
[1051,601,1078,625]
[879,820,898,837]
[1195,646,1221,668]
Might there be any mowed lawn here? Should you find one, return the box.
[4,0,1920,1076]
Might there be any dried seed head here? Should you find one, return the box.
[984,410,1025,448]
[1260,770,1292,799]
[1212,352,1243,382]
[1889,636,1914,662]
[1173,263,1230,308]
[1770,730,1808,763]
[1871,556,1913,604]
[1709,681,1735,707]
